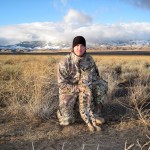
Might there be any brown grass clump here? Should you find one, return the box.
[128,77,149,130]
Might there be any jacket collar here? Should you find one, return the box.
[70,52,86,65]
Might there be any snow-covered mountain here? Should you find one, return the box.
[0,41,71,50]
[0,40,150,50]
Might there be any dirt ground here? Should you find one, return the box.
[0,101,149,150]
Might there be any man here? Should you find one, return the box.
[57,36,108,126]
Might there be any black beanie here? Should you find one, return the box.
[72,36,86,48]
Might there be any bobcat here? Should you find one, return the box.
[78,69,103,132]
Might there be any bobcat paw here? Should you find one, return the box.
[95,126,101,131]
[88,126,95,132]
[96,117,105,125]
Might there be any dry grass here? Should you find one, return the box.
[0,55,61,121]
[0,54,149,131]
[0,54,150,150]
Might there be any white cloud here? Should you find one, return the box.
[63,9,92,25]
[0,22,150,46]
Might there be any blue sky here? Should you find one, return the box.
[1,0,150,25]
[1,0,150,46]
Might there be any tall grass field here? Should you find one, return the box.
[0,55,149,148]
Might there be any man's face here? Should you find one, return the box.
[73,44,86,57]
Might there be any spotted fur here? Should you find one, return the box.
[78,69,101,131]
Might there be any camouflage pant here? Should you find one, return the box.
[57,79,108,125]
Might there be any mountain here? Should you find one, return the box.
[0,41,71,50]
[0,40,150,51]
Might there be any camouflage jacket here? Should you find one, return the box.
[58,52,100,94]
